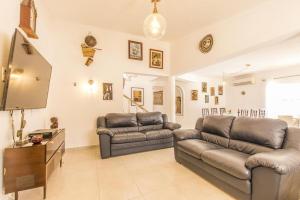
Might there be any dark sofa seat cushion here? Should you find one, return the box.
[137,112,163,126]
[201,132,229,148]
[177,139,223,159]
[230,117,288,149]
[106,113,137,128]
[112,132,146,144]
[203,116,235,138]
[202,149,251,180]
[145,129,173,140]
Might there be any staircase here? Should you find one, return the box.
[123,94,149,113]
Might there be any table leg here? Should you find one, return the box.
[60,159,63,167]
[15,192,18,200]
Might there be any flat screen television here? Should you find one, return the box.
[0,29,52,110]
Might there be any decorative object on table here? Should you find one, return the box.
[205,95,209,103]
[144,0,166,40]
[153,91,163,105]
[103,83,113,100]
[215,96,219,105]
[191,90,198,101]
[19,0,38,39]
[210,87,215,96]
[15,109,28,146]
[241,91,246,95]
[202,82,207,93]
[131,87,144,106]
[128,40,143,60]
[199,34,213,53]
[149,49,163,69]
[31,134,43,144]
[81,33,102,66]
[218,85,224,95]
[50,117,58,129]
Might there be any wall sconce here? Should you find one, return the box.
[83,79,98,94]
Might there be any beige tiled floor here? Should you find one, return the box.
[18,147,236,200]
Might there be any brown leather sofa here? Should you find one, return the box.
[97,112,181,159]
[174,116,300,200]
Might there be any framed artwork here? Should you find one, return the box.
[202,82,207,93]
[149,49,163,69]
[103,83,113,100]
[218,85,224,95]
[191,90,198,101]
[153,91,163,105]
[176,96,183,115]
[215,96,219,105]
[131,87,144,106]
[210,87,215,96]
[205,95,209,104]
[128,40,143,60]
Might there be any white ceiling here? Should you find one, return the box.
[179,34,300,80]
[44,0,269,41]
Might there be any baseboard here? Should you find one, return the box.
[66,145,98,151]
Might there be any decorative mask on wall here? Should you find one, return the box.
[81,33,102,66]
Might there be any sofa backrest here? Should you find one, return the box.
[201,116,235,148]
[137,112,164,132]
[229,117,288,154]
[283,127,300,151]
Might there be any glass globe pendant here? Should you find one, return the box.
[144,0,166,40]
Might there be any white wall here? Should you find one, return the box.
[171,0,300,75]
[46,20,171,148]
[176,79,225,128]
[0,0,54,198]
[225,65,300,116]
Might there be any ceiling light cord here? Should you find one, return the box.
[153,0,158,13]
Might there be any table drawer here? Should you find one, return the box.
[46,131,65,162]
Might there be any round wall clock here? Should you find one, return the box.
[199,34,214,53]
[85,35,97,47]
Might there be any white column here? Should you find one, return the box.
[166,76,176,122]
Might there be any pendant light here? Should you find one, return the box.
[143,0,167,40]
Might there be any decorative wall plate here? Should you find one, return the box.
[199,34,213,53]
[85,35,97,47]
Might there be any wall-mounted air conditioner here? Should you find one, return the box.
[232,74,256,86]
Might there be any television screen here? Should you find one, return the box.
[0,29,52,110]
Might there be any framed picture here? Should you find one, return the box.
[128,40,143,60]
[191,90,198,101]
[215,96,219,105]
[131,87,144,106]
[20,0,38,39]
[218,85,224,95]
[210,87,215,96]
[176,96,183,115]
[205,95,209,103]
[103,83,113,100]
[153,91,163,105]
[202,82,207,93]
[149,49,163,69]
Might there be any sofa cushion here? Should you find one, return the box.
[145,129,173,141]
[106,113,137,128]
[230,117,288,149]
[112,132,146,144]
[137,112,163,126]
[229,139,273,155]
[139,124,164,132]
[177,139,223,159]
[201,132,229,148]
[283,128,300,151]
[203,116,235,138]
[202,149,251,180]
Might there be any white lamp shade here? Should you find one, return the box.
[143,13,167,40]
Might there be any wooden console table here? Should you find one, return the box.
[3,129,65,200]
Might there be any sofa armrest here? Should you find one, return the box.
[173,129,201,141]
[246,149,300,174]
[164,122,181,130]
[97,127,114,137]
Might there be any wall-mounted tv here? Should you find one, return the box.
[0,29,52,110]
